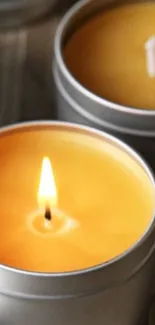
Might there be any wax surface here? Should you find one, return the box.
[64,2,155,109]
[0,126,154,272]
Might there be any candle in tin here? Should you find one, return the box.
[64,2,155,110]
[0,121,154,273]
[0,122,154,325]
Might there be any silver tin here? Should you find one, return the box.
[0,121,155,325]
[53,0,155,170]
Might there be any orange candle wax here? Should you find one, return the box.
[0,124,154,272]
[64,2,155,109]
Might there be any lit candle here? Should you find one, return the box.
[0,123,154,272]
[64,2,155,109]
[29,156,78,236]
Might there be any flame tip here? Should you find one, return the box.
[37,156,57,209]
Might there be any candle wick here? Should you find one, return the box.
[45,206,52,221]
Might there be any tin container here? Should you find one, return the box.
[53,0,155,170]
[0,121,155,325]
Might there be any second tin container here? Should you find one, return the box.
[53,0,155,170]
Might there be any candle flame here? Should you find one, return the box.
[38,157,57,209]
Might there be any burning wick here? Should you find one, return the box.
[45,206,52,221]
[30,157,79,235]
[145,36,155,77]
[30,156,79,235]
[38,156,57,225]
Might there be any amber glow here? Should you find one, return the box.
[38,157,57,210]
[0,128,153,272]
[64,2,155,109]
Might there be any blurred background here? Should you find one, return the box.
[0,0,75,126]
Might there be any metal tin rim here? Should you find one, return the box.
[54,0,155,116]
[53,64,155,137]
[0,121,154,278]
